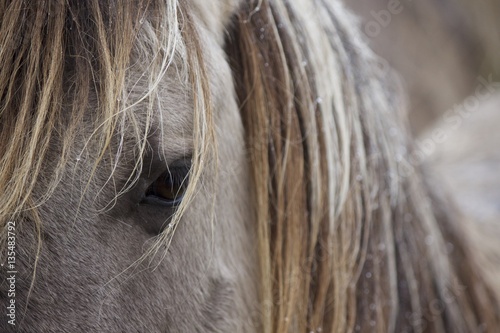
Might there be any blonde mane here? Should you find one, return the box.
[226,0,500,332]
[0,0,498,332]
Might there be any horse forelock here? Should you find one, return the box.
[0,0,213,243]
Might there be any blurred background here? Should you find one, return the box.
[344,0,500,134]
[343,0,500,224]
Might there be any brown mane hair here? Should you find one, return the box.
[225,0,500,332]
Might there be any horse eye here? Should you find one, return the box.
[141,163,190,207]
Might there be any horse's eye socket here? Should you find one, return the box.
[142,164,190,207]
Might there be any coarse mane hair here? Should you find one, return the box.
[225,0,500,332]
[0,0,499,332]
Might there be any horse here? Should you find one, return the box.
[0,0,498,332]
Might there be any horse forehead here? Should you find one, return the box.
[131,78,194,160]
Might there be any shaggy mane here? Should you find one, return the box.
[225,0,500,332]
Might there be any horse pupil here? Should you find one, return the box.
[147,168,188,203]
[157,176,178,200]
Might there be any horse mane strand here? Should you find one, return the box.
[225,0,500,332]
